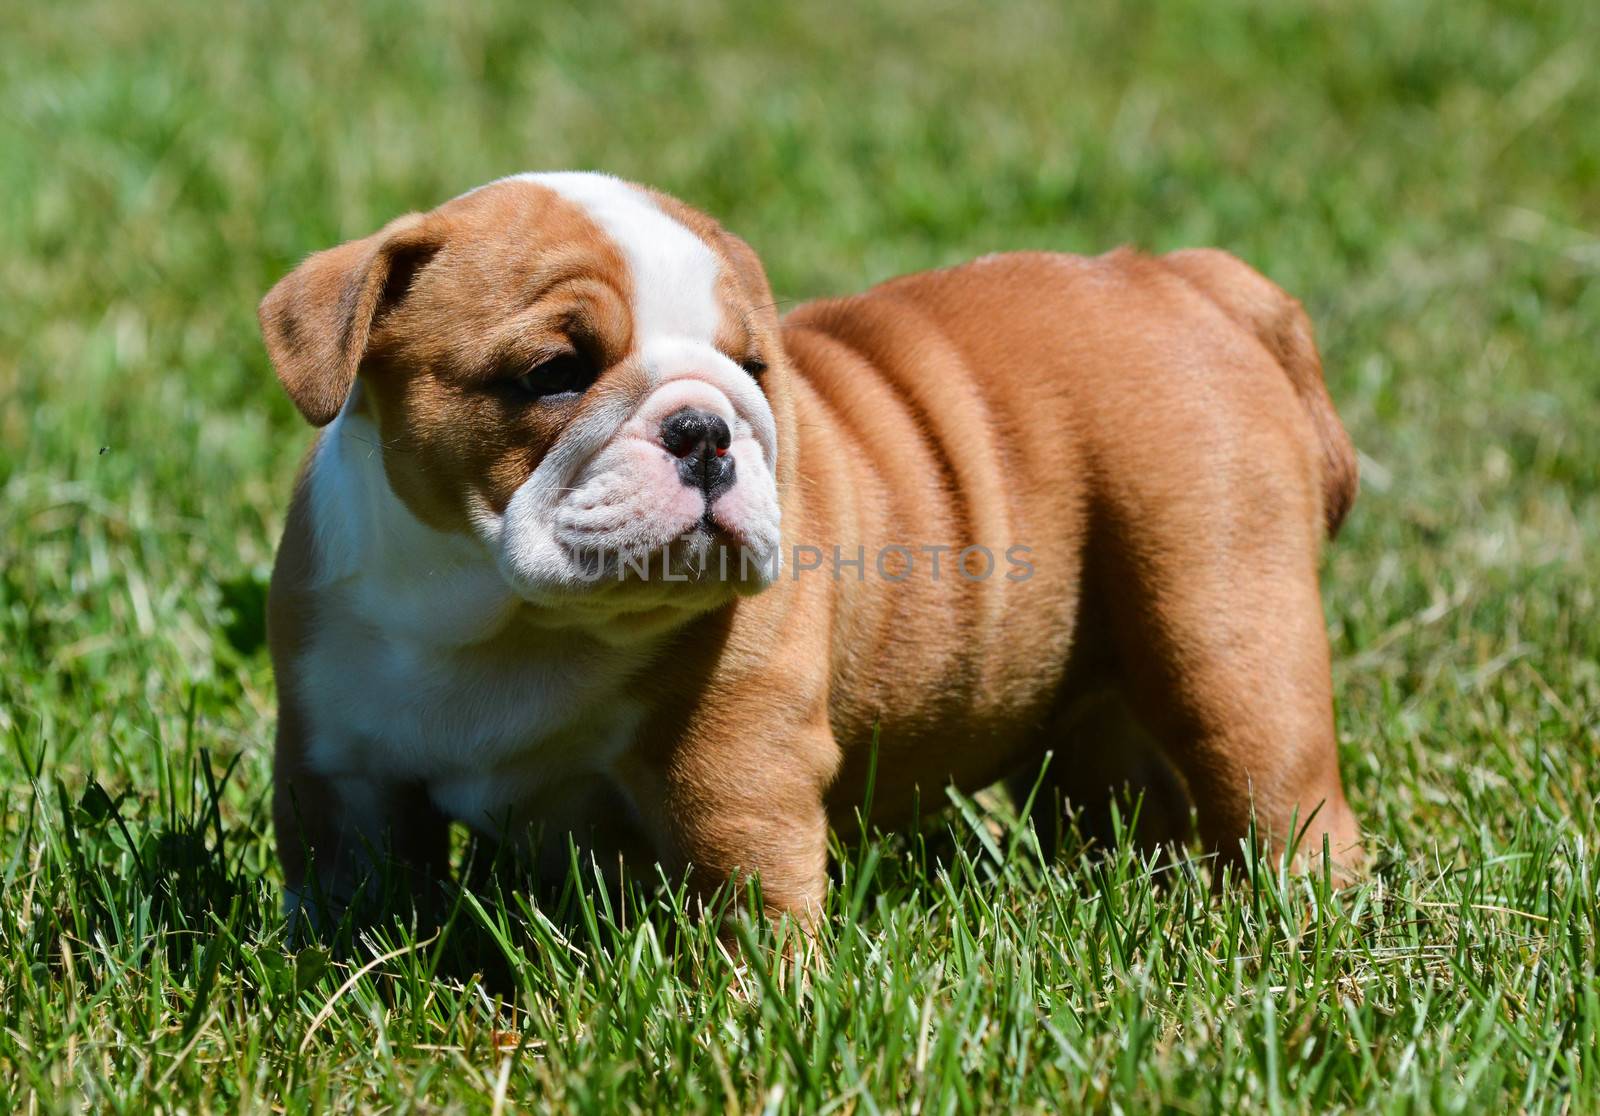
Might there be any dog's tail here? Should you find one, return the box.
[1162,248,1358,538]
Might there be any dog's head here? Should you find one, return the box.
[260,174,785,625]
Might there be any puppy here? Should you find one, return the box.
[259,172,1362,926]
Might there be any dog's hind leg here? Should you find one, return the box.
[1088,470,1363,883]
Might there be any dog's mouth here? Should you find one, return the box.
[562,520,769,587]
[499,524,765,642]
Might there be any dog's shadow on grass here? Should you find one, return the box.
[300,836,733,998]
[288,772,1182,998]
[300,803,1075,998]
[56,748,1165,1007]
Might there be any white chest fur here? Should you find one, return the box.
[291,399,654,836]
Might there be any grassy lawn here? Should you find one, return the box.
[3,0,1598,1110]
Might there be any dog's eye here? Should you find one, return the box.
[509,352,597,400]
[740,355,768,378]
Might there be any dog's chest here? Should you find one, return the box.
[296,599,649,821]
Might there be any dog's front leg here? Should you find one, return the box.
[273,716,450,936]
[616,717,836,928]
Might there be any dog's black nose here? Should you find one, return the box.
[661,409,731,459]
[660,408,735,498]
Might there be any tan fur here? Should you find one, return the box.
[262,179,1362,923]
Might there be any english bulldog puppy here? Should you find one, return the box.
[260,172,1362,927]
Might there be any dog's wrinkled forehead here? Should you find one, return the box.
[508,173,722,342]
[427,172,754,361]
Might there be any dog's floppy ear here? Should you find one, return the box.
[258,213,442,426]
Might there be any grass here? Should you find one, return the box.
[2,0,1598,1109]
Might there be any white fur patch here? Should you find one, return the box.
[308,390,511,643]
[297,402,655,843]
[516,172,722,344]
